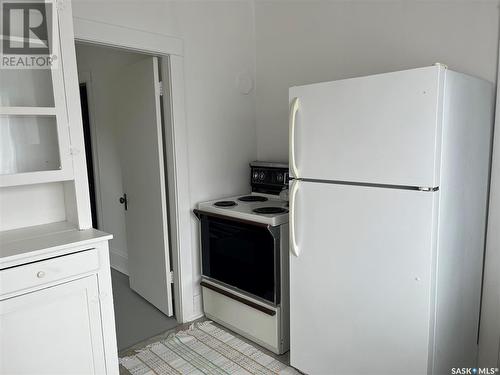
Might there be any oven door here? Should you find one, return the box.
[197,212,280,305]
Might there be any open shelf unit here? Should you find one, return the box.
[0,0,92,234]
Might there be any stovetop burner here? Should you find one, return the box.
[253,207,288,214]
[238,195,268,202]
[214,200,237,207]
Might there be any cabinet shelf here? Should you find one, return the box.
[0,107,57,116]
[0,169,73,188]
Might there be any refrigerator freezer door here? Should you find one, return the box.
[289,181,437,374]
[289,66,445,187]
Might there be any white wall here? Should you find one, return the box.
[0,183,66,231]
[254,0,500,364]
[75,44,148,274]
[72,0,257,320]
[170,1,257,316]
[72,0,179,37]
[68,2,500,337]
[479,45,500,368]
[254,0,500,161]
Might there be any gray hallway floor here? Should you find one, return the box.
[111,269,178,350]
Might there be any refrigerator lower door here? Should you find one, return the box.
[289,180,437,375]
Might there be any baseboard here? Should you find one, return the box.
[109,248,129,275]
[190,293,204,320]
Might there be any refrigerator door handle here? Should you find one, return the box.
[290,179,300,257]
[289,97,300,178]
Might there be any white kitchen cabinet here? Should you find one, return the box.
[0,0,93,232]
[1,276,106,374]
[0,2,117,372]
[0,224,119,374]
[0,2,73,187]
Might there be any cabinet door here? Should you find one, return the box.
[0,276,107,374]
[289,180,436,374]
[289,65,445,187]
[0,1,73,186]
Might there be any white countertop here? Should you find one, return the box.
[0,221,113,269]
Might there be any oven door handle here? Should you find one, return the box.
[290,179,300,257]
[200,281,276,316]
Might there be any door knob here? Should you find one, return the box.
[119,193,128,211]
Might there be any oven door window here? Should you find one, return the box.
[200,215,277,304]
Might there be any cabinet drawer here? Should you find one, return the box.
[0,249,99,297]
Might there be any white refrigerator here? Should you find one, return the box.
[288,65,495,375]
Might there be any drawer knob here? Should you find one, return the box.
[36,271,46,278]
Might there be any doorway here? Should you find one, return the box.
[79,83,98,229]
[75,43,177,350]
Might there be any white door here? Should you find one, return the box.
[289,180,437,374]
[114,57,173,316]
[0,276,106,374]
[289,65,445,187]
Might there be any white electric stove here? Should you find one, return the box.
[196,194,288,226]
[194,161,290,354]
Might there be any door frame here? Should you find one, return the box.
[68,15,194,323]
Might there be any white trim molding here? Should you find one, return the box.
[73,17,195,324]
[160,56,197,322]
[109,248,129,276]
[73,17,183,57]
[59,2,93,229]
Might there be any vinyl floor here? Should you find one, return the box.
[111,269,179,350]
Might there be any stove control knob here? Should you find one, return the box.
[259,172,265,180]
[252,171,259,181]
[277,174,283,182]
